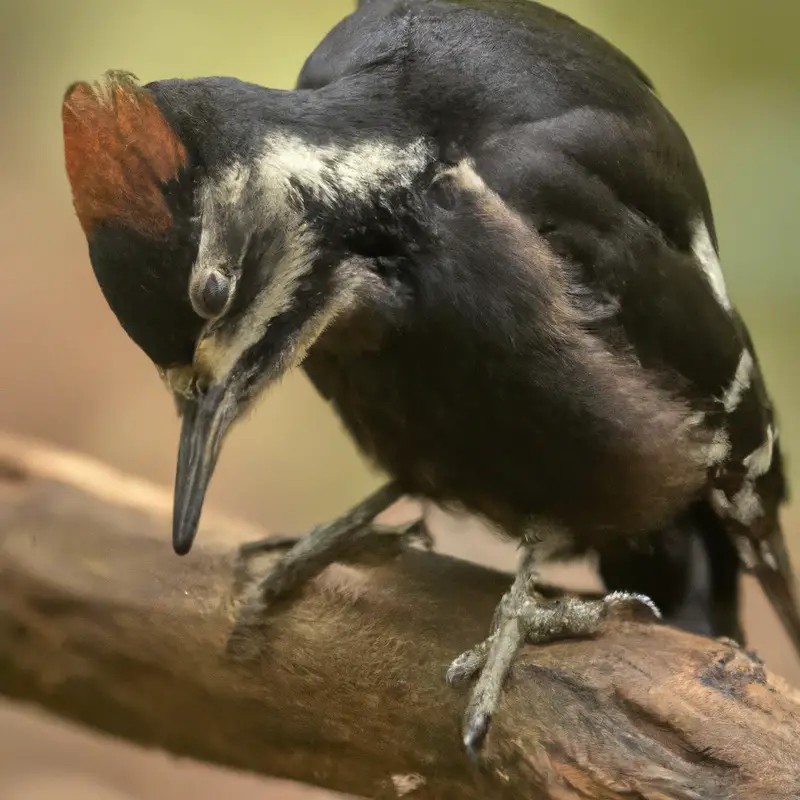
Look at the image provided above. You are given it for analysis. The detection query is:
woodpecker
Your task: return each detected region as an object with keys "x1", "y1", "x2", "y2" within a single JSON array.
[{"x1": 62, "y1": 0, "x2": 800, "y2": 753}]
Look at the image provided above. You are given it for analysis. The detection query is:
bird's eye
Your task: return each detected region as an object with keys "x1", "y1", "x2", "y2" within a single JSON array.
[{"x1": 190, "y1": 270, "x2": 232, "y2": 319}]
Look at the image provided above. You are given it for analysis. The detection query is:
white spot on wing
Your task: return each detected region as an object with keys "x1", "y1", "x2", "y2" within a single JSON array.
[
  {"x1": 713, "y1": 481, "x2": 764, "y2": 527},
  {"x1": 734, "y1": 534, "x2": 758, "y2": 569},
  {"x1": 759, "y1": 540, "x2": 779, "y2": 570},
  {"x1": 706, "y1": 427, "x2": 731, "y2": 466},
  {"x1": 743, "y1": 425, "x2": 774, "y2": 479},
  {"x1": 690, "y1": 217, "x2": 732, "y2": 311},
  {"x1": 710, "y1": 487, "x2": 731, "y2": 517},
  {"x1": 722, "y1": 349, "x2": 754, "y2": 412},
  {"x1": 732, "y1": 482, "x2": 764, "y2": 525}
]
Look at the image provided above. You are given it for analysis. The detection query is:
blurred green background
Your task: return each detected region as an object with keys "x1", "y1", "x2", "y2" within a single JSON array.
[{"x1": 0, "y1": 1, "x2": 798, "y2": 798}]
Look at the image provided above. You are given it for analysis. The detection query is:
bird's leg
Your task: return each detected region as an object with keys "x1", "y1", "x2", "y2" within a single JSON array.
[
  {"x1": 240, "y1": 518, "x2": 433, "y2": 560},
  {"x1": 238, "y1": 535, "x2": 305, "y2": 557},
  {"x1": 238, "y1": 482, "x2": 427, "y2": 603},
  {"x1": 446, "y1": 548, "x2": 661, "y2": 754}
]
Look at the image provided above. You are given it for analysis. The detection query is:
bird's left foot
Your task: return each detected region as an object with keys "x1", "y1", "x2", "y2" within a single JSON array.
[
  {"x1": 235, "y1": 482, "x2": 433, "y2": 607},
  {"x1": 239, "y1": 518, "x2": 433, "y2": 567},
  {"x1": 446, "y1": 554, "x2": 661, "y2": 756}
]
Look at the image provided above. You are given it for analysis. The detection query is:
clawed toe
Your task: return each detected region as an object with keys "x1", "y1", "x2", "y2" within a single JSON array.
[
  {"x1": 249, "y1": 516, "x2": 433, "y2": 608},
  {"x1": 447, "y1": 586, "x2": 661, "y2": 755},
  {"x1": 603, "y1": 590, "x2": 662, "y2": 622},
  {"x1": 463, "y1": 710, "x2": 492, "y2": 758},
  {"x1": 446, "y1": 636, "x2": 493, "y2": 686}
]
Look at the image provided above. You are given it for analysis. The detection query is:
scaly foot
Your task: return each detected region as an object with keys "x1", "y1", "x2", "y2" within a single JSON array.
[
  {"x1": 235, "y1": 483, "x2": 434, "y2": 603},
  {"x1": 446, "y1": 551, "x2": 661, "y2": 755}
]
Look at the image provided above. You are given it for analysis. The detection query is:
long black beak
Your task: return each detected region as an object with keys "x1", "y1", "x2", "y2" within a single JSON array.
[{"x1": 172, "y1": 383, "x2": 235, "y2": 556}]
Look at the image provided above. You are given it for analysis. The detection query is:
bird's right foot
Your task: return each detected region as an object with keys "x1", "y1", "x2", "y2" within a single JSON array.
[{"x1": 446, "y1": 550, "x2": 661, "y2": 756}]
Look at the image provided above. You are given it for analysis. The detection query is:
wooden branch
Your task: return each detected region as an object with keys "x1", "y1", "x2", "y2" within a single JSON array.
[{"x1": 0, "y1": 434, "x2": 799, "y2": 800}]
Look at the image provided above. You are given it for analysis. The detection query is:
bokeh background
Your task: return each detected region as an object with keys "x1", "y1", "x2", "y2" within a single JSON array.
[{"x1": 0, "y1": 0, "x2": 798, "y2": 797}]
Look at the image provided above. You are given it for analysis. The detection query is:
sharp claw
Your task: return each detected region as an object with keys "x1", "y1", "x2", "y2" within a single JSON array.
[
  {"x1": 604, "y1": 590, "x2": 662, "y2": 621},
  {"x1": 446, "y1": 663, "x2": 469, "y2": 687},
  {"x1": 450, "y1": 555, "x2": 659, "y2": 760},
  {"x1": 463, "y1": 710, "x2": 491, "y2": 757},
  {"x1": 446, "y1": 643, "x2": 489, "y2": 687}
]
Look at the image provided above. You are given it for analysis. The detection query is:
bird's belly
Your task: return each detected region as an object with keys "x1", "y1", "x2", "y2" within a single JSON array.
[{"x1": 303, "y1": 349, "x2": 702, "y2": 542}]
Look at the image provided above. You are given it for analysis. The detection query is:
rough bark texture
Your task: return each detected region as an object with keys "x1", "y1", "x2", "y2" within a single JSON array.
[{"x1": 0, "y1": 433, "x2": 798, "y2": 799}]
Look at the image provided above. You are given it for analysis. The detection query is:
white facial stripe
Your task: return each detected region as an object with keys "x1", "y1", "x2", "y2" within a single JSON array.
[
  {"x1": 238, "y1": 258, "x2": 374, "y2": 404},
  {"x1": 217, "y1": 162, "x2": 251, "y2": 205},
  {"x1": 722, "y1": 349, "x2": 754, "y2": 412},
  {"x1": 195, "y1": 227, "x2": 318, "y2": 382},
  {"x1": 690, "y1": 217, "x2": 732, "y2": 312},
  {"x1": 258, "y1": 133, "x2": 432, "y2": 206},
  {"x1": 189, "y1": 134, "x2": 433, "y2": 386}
]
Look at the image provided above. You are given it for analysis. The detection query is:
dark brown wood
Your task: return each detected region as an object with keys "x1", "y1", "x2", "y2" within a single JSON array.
[{"x1": 0, "y1": 433, "x2": 798, "y2": 800}]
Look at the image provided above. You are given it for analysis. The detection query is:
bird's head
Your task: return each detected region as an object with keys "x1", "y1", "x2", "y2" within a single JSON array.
[{"x1": 62, "y1": 71, "x2": 432, "y2": 555}]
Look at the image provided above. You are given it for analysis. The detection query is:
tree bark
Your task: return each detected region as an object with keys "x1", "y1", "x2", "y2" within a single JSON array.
[{"x1": 0, "y1": 433, "x2": 798, "y2": 800}]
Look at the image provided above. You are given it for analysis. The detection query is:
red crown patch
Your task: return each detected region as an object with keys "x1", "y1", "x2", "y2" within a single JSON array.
[{"x1": 62, "y1": 71, "x2": 188, "y2": 239}]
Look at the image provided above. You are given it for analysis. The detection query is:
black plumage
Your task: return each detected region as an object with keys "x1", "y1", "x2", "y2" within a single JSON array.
[{"x1": 61, "y1": 0, "x2": 799, "y2": 752}]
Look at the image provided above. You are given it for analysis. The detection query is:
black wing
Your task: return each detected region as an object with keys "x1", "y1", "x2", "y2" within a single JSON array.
[
  {"x1": 297, "y1": 0, "x2": 800, "y2": 649},
  {"x1": 457, "y1": 57, "x2": 800, "y2": 652}
]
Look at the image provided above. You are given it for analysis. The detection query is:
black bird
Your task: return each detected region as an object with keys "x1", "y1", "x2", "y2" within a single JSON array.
[{"x1": 61, "y1": 0, "x2": 800, "y2": 752}]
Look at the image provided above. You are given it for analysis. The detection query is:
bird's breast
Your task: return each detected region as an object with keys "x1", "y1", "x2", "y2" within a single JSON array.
[{"x1": 303, "y1": 315, "x2": 707, "y2": 543}]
